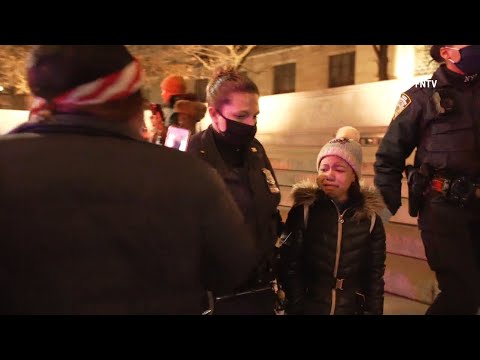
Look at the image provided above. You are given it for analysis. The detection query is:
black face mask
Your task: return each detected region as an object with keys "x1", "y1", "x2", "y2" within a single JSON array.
[
  {"x1": 450, "y1": 45, "x2": 480, "y2": 75},
  {"x1": 216, "y1": 111, "x2": 257, "y2": 147}
]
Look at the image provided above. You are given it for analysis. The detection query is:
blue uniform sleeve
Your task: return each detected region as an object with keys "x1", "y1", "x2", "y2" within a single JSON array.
[{"x1": 374, "y1": 90, "x2": 423, "y2": 215}]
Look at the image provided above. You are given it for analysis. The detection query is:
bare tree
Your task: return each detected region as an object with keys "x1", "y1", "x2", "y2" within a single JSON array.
[
  {"x1": 372, "y1": 45, "x2": 389, "y2": 81},
  {"x1": 0, "y1": 45, "x2": 33, "y2": 94},
  {"x1": 177, "y1": 45, "x2": 256, "y2": 72},
  {"x1": 127, "y1": 45, "x2": 257, "y2": 85},
  {"x1": 127, "y1": 45, "x2": 184, "y2": 89},
  {"x1": 0, "y1": 45, "x2": 257, "y2": 96}
]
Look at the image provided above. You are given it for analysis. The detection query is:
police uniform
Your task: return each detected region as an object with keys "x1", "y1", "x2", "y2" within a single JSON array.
[
  {"x1": 374, "y1": 64, "x2": 480, "y2": 314},
  {"x1": 188, "y1": 125, "x2": 283, "y2": 315}
]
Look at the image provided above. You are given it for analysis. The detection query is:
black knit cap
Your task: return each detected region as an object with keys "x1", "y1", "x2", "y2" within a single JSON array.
[
  {"x1": 430, "y1": 45, "x2": 445, "y2": 63},
  {"x1": 27, "y1": 45, "x2": 134, "y2": 100}
]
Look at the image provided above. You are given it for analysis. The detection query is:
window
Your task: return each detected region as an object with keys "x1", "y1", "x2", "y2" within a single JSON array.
[
  {"x1": 273, "y1": 63, "x2": 296, "y2": 94},
  {"x1": 194, "y1": 78, "x2": 209, "y2": 103},
  {"x1": 328, "y1": 52, "x2": 355, "y2": 88}
]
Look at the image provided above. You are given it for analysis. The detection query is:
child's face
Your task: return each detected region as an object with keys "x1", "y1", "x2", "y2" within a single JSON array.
[{"x1": 317, "y1": 155, "x2": 356, "y2": 203}]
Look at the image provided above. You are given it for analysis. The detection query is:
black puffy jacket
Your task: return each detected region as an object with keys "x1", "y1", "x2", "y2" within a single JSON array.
[{"x1": 279, "y1": 181, "x2": 386, "y2": 315}]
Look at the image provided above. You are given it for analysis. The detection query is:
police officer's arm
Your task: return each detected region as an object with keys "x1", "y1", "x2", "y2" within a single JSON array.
[
  {"x1": 199, "y1": 168, "x2": 257, "y2": 294},
  {"x1": 374, "y1": 92, "x2": 422, "y2": 215},
  {"x1": 364, "y1": 215, "x2": 387, "y2": 315}
]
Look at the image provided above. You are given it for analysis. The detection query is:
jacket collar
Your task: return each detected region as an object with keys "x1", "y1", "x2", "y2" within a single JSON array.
[
  {"x1": 432, "y1": 64, "x2": 480, "y2": 89},
  {"x1": 291, "y1": 179, "x2": 386, "y2": 221},
  {"x1": 9, "y1": 114, "x2": 143, "y2": 141},
  {"x1": 200, "y1": 125, "x2": 259, "y2": 175}
]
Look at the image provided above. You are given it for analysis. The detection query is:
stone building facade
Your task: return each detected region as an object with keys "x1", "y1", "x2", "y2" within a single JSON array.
[{"x1": 183, "y1": 45, "x2": 436, "y2": 100}]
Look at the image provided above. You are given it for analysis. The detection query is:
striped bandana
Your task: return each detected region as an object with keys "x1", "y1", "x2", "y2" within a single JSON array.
[{"x1": 29, "y1": 59, "x2": 143, "y2": 118}]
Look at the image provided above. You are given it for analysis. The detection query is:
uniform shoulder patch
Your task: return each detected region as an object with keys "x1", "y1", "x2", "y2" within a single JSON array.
[
  {"x1": 392, "y1": 93, "x2": 412, "y2": 121},
  {"x1": 262, "y1": 168, "x2": 280, "y2": 194}
]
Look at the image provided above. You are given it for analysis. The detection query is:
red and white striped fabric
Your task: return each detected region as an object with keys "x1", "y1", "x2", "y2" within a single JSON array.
[{"x1": 30, "y1": 58, "x2": 143, "y2": 117}]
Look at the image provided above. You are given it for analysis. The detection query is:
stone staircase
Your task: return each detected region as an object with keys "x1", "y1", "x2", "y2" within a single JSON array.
[{"x1": 257, "y1": 126, "x2": 439, "y2": 315}]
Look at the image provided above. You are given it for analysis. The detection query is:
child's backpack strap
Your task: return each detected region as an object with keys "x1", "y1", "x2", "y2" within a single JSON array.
[{"x1": 369, "y1": 214, "x2": 376, "y2": 234}]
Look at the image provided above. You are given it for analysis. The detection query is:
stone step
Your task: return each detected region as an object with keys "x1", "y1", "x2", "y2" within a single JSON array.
[
  {"x1": 363, "y1": 176, "x2": 409, "y2": 198},
  {"x1": 270, "y1": 156, "x2": 414, "y2": 178},
  {"x1": 274, "y1": 169, "x2": 317, "y2": 187},
  {"x1": 278, "y1": 185, "x2": 298, "y2": 207},
  {"x1": 269, "y1": 154, "x2": 417, "y2": 173},
  {"x1": 389, "y1": 199, "x2": 417, "y2": 226},
  {"x1": 264, "y1": 143, "x2": 398, "y2": 162},
  {"x1": 266, "y1": 138, "x2": 416, "y2": 178},
  {"x1": 385, "y1": 253, "x2": 438, "y2": 304},
  {"x1": 270, "y1": 157, "x2": 316, "y2": 173},
  {"x1": 385, "y1": 223, "x2": 425, "y2": 260},
  {"x1": 267, "y1": 148, "x2": 375, "y2": 175},
  {"x1": 257, "y1": 126, "x2": 388, "y2": 147},
  {"x1": 264, "y1": 143, "x2": 381, "y2": 158},
  {"x1": 384, "y1": 293, "x2": 429, "y2": 315}
]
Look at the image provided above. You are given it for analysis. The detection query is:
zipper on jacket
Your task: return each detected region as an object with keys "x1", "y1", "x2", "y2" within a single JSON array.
[{"x1": 329, "y1": 201, "x2": 350, "y2": 315}]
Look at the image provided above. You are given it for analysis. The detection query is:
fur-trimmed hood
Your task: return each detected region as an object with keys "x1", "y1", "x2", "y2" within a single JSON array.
[{"x1": 291, "y1": 179, "x2": 386, "y2": 221}]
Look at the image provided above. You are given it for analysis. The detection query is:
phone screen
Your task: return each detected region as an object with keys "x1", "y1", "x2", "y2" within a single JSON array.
[{"x1": 164, "y1": 126, "x2": 191, "y2": 152}]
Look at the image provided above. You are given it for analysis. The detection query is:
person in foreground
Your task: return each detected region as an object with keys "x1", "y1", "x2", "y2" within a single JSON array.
[
  {"x1": 279, "y1": 127, "x2": 386, "y2": 315},
  {"x1": 0, "y1": 45, "x2": 256, "y2": 315}
]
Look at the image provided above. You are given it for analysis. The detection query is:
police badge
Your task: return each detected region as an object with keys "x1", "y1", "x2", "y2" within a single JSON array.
[
  {"x1": 262, "y1": 168, "x2": 280, "y2": 193},
  {"x1": 392, "y1": 92, "x2": 412, "y2": 121}
]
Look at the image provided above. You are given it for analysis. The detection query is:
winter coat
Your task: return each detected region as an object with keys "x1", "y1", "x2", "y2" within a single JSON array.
[
  {"x1": 188, "y1": 125, "x2": 283, "y2": 293},
  {"x1": 0, "y1": 114, "x2": 257, "y2": 314},
  {"x1": 279, "y1": 181, "x2": 386, "y2": 315}
]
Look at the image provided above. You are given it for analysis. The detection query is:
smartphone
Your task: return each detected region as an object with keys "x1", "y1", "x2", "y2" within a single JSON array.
[{"x1": 164, "y1": 126, "x2": 191, "y2": 152}]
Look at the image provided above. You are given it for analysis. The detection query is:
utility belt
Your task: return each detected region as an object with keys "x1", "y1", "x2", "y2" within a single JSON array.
[
  {"x1": 430, "y1": 175, "x2": 480, "y2": 206},
  {"x1": 406, "y1": 165, "x2": 480, "y2": 215}
]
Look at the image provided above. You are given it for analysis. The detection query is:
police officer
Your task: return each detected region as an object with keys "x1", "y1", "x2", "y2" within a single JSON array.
[
  {"x1": 374, "y1": 45, "x2": 480, "y2": 315},
  {"x1": 188, "y1": 67, "x2": 283, "y2": 315}
]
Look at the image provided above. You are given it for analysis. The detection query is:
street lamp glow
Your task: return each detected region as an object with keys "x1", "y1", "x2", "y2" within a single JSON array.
[{"x1": 0, "y1": 86, "x2": 4, "y2": 92}]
